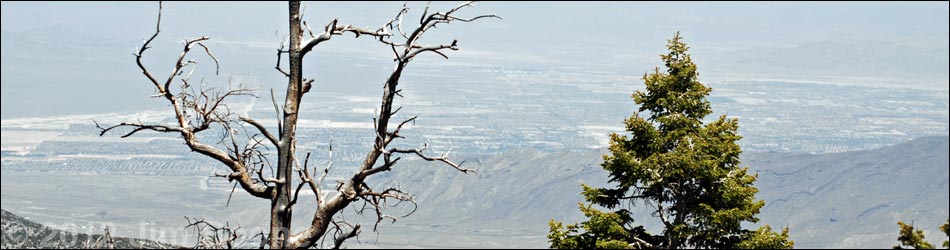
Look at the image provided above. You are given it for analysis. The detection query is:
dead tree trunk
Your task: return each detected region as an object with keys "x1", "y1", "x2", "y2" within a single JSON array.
[
  {"x1": 98, "y1": 1, "x2": 498, "y2": 249},
  {"x1": 270, "y1": 2, "x2": 303, "y2": 248}
]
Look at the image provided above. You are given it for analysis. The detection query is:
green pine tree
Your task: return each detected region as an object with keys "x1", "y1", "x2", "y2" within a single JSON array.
[
  {"x1": 548, "y1": 203, "x2": 656, "y2": 249},
  {"x1": 736, "y1": 225, "x2": 794, "y2": 249},
  {"x1": 548, "y1": 32, "x2": 792, "y2": 249},
  {"x1": 941, "y1": 220, "x2": 949, "y2": 249},
  {"x1": 895, "y1": 221, "x2": 935, "y2": 249}
]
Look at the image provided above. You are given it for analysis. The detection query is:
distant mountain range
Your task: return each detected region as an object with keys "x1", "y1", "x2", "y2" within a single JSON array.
[
  {"x1": 0, "y1": 209, "x2": 173, "y2": 249},
  {"x1": 374, "y1": 136, "x2": 949, "y2": 248},
  {"x1": 747, "y1": 136, "x2": 949, "y2": 248},
  {"x1": 703, "y1": 39, "x2": 950, "y2": 87},
  {"x1": 2, "y1": 136, "x2": 947, "y2": 249}
]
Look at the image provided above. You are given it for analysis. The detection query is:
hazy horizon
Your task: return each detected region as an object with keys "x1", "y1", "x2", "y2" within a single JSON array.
[{"x1": 2, "y1": 1, "x2": 949, "y2": 119}]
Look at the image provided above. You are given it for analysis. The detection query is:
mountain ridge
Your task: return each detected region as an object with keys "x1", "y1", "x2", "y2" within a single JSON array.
[
  {"x1": 2, "y1": 136, "x2": 946, "y2": 248},
  {"x1": 375, "y1": 136, "x2": 949, "y2": 248}
]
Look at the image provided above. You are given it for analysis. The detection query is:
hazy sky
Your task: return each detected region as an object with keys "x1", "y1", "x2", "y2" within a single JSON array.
[{"x1": 2, "y1": 1, "x2": 948, "y2": 118}]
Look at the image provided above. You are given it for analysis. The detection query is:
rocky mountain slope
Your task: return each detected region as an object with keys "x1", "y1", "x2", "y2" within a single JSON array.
[{"x1": 1, "y1": 209, "x2": 173, "y2": 249}]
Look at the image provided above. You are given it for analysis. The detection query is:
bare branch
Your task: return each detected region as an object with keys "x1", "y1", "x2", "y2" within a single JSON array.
[
  {"x1": 291, "y1": 152, "x2": 321, "y2": 208},
  {"x1": 275, "y1": 41, "x2": 290, "y2": 77},
  {"x1": 270, "y1": 89, "x2": 283, "y2": 134},
  {"x1": 302, "y1": 20, "x2": 317, "y2": 39},
  {"x1": 395, "y1": 3, "x2": 410, "y2": 39},
  {"x1": 387, "y1": 41, "x2": 404, "y2": 62},
  {"x1": 386, "y1": 145, "x2": 476, "y2": 174},
  {"x1": 195, "y1": 42, "x2": 220, "y2": 75},
  {"x1": 448, "y1": 0, "x2": 476, "y2": 14},
  {"x1": 331, "y1": 222, "x2": 360, "y2": 249},
  {"x1": 135, "y1": 2, "x2": 165, "y2": 94},
  {"x1": 444, "y1": 13, "x2": 502, "y2": 22},
  {"x1": 358, "y1": 186, "x2": 417, "y2": 231},
  {"x1": 318, "y1": 141, "x2": 335, "y2": 190},
  {"x1": 390, "y1": 105, "x2": 404, "y2": 117},
  {"x1": 99, "y1": 120, "x2": 273, "y2": 199},
  {"x1": 383, "y1": 116, "x2": 416, "y2": 146},
  {"x1": 240, "y1": 116, "x2": 279, "y2": 147},
  {"x1": 185, "y1": 217, "x2": 244, "y2": 249},
  {"x1": 225, "y1": 182, "x2": 238, "y2": 207},
  {"x1": 419, "y1": 1, "x2": 430, "y2": 25},
  {"x1": 197, "y1": 146, "x2": 274, "y2": 199},
  {"x1": 400, "y1": 40, "x2": 458, "y2": 61},
  {"x1": 103, "y1": 227, "x2": 116, "y2": 250},
  {"x1": 163, "y1": 36, "x2": 210, "y2": 96},
  {"x1": 360, "y1": 154, "x2": 401, "y2": 179},
  {"x1": 299, "y1": 18, "x2": 392, "y2": 57},
  {"x1": 95, "y1": 121, "x2": 181, "y2": 138}
]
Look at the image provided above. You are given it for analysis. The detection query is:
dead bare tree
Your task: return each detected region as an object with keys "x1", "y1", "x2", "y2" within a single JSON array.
[
  {"x1": 184, "y1": 217, "x2": 249, "y2": 249},
  {"x1": 80, "y1": 227, "x2": 117, "y2": 249},
  {"x1": 96, "y1": 1, "x2": 498, "y2": 249}
]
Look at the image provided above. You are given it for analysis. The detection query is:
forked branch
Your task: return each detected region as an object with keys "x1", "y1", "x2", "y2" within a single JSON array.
[
  {"x1": 287, "y1": 2, "x2": 496, "y2": 248},
  {"x1": 100, "y1": 2, "x2": 274, "y2": 200}
]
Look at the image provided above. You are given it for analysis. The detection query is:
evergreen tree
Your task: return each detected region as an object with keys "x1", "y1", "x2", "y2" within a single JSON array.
[
  {"x1": 548, "y1": 204, "x2": 657, "y2": 249},
  {"x1": 549, "y1": 32, "x2": 792, "y2": 249},
  {"x1": 895, "y1": 221, "x2": 935, "y2": 249},
  {"x1": 736, "y1": 225, "x2": 794, "y2": 249},
  {"x1": 941, "y1": 220, "x2": 949, "y2": 249}
]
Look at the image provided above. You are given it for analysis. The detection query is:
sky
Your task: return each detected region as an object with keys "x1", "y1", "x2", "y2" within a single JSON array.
[{"x1": 2, "y1": 1, "x2": 948, "y2": 118}]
